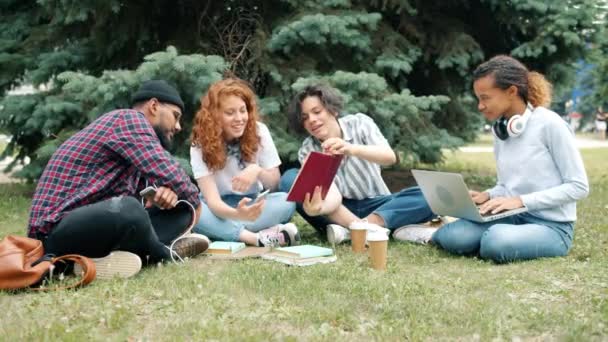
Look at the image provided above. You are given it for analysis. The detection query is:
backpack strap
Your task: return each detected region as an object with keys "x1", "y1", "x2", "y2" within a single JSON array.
[
  {"x1": 33, "y1": 254, "x2": 96, "y2": 290},
  {"x1": 55, "y1": 254, "x2": 96, "y2": 287}
]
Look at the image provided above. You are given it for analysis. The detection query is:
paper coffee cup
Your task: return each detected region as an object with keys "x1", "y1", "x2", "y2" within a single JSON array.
[
  {"x1": 349, "y1": 224, "x2": 368, "y2": 253},
  {"x1": 367, "y1": 232, "x2": 388, "y2": 271}
]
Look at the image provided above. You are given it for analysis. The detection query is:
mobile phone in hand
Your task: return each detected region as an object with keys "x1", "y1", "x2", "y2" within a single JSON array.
[
  {"x1": 140, "y1": 186, "x2": 157, "y2": 199},
  {"x1": 252, "y1": 189, "x2": 270, "y2": 203}
]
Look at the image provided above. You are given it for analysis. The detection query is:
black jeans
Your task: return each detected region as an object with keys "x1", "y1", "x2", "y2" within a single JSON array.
[{"x1": 43, "y1": 196, "x2": 193, "y2": 263}]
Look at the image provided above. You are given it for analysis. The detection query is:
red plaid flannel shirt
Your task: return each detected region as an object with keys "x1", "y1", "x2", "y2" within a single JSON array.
[{"x1": 27, "y1": 109, "x2": 200, "y2": 238}]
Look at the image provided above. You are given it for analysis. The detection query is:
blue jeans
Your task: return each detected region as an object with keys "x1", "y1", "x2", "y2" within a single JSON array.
[
  {"x1": 432, "y1": 213, "x2": 574, "y2": 263},
  {"x1": 193, "y1": 192, "x2": 296, "y2": 241},
  {"x1": 279, "y1": 168, "x2": 435, "y2": 235}
]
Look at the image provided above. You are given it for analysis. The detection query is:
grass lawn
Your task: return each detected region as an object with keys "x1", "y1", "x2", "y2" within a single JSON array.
[{"x1": 0, "y1": 149, "x2": 607, "y2": 340}]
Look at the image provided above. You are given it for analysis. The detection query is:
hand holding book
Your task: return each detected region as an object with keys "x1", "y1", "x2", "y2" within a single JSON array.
[{"x1": 303, "y1": 185, "x2": 324, "y2": 216}]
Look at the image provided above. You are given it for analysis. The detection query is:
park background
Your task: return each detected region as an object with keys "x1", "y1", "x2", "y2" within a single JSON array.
[{"x1": 0, "y1": 1, "x2": 607, "y2": 340}]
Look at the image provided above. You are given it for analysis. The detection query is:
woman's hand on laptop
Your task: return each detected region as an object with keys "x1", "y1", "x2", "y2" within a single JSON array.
[
  {"x1": 478, "y1": 196, "x2": 524, "y2": 215},
  {"x1": 469, "y1": 190, "x2": 489, "y2": 204}
]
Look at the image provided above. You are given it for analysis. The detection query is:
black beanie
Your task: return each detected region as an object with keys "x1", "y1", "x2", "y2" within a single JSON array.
[{"x1": 131, "y1": 80, "x2": 185, "y2": 112}]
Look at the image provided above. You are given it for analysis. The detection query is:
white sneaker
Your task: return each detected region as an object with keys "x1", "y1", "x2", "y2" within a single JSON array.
[
  {"x1": 257, "y1": 223, "x2": 301, "y2": 247},
  {"x1": 327, "y1": 222, "x2": 391, "y2": 244},
  {"x1": 327, "y1": 224, "x2": 350, "y2": 244},
  {"x1": 349, "y1": 221, "x2": 390, "y2": 243},
  {"x1": 392, "y1": 225, "x2": 438, "y2": 244},
  {"x1": 74, "y1": 251, "x2": 142, "y2": 280}
]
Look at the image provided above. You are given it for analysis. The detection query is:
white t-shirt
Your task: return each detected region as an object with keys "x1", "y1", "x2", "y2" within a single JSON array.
[{"x1": 190, "y1": 122, "x2": 281, "y2": 196}]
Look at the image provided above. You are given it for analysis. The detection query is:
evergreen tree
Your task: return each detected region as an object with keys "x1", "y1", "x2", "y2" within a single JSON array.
[
  {"x1": 580, "y1": 1, "x2": 608, "y2": 116},
  {"x1": 0, "y1": 0, "x2": 603, "y2": 180},
  {"x1": 0, "y1": 47, "x2": 227, "y2": 178}
]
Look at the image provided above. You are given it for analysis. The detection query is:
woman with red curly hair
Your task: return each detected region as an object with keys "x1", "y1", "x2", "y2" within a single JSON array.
[{"x1": 190, "y1": 78, "x2": 299, "y2": 247}]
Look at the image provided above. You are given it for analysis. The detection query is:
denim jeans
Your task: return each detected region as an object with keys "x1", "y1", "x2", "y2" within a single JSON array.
[
  {"x1": 192, "y1": 192, "x2": 296, "y2": 241},
  {"x1": 432, "y1": 212, "x2": 574, "y2": 263},
  {"x1": 279, "y1": 168, "x2": 435, "y2": 236}
]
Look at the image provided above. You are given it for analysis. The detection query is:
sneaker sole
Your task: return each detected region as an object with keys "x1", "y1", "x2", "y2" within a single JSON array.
[
  {"x1": 75, "y1": 251, "x2": 142, "y2": 280},
  {"x1": 171, "y1": 234, "x2": 210, "y2": 261}
]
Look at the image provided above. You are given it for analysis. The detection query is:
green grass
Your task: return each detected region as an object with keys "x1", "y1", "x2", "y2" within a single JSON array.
[
  {"x1": 1, "y1": 150, "x2": 607, "y2": 340},
  {"x1": 471, "y1": 132, "x2": 495, "y2": 147}
]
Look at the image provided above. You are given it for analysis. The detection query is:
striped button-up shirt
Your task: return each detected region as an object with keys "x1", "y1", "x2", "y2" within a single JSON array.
[
  {"x1": 28, "y1": 109, "x2": 200, "y2": 238},
  {"x1": 298, "y1": 113, "x2": 391, "y2": 200}
]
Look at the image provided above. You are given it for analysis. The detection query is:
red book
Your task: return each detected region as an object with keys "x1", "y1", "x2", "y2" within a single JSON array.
[{"x1": 286, "y1": 151, "x2": 344, "y2": 203}]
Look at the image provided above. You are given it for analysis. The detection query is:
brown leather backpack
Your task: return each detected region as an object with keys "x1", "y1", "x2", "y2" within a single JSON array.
[{"x1": 0, "y1": 235, "x2": 96, "y2": 290}]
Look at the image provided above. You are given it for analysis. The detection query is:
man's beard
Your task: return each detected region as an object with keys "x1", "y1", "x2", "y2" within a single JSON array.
[{"x1": 153, "y1": 125, "x2": 174, "y2": 151}]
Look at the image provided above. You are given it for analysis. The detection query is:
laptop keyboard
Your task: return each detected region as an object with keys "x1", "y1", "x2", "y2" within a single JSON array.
[
  {"x1": 477, "y1": 207, "x2": 494, "y2": 217},
  {"x1": 479, "y1": 211, "x2": 494, "y2": 218}
]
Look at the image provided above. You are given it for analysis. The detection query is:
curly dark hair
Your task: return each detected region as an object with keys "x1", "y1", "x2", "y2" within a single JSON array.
[{"x1": 287, "y1": 84, "x2": 344, "y2": 135}]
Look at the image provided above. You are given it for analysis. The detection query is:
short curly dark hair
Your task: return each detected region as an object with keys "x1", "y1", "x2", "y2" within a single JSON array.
[{"x1": 288, "y1": 84, "x2": 344, "y2": 135}]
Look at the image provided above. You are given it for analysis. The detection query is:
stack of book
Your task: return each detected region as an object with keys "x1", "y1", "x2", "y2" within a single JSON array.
[
  {"x1": 261, "y1": 245, "x2": 336, "y2": 266},
  {"x1": 206, "y1": 242, "x2": 271, "y2": 259},
  {"x1": 206, "y1": 241, "x2": 246, "y2": 254}
]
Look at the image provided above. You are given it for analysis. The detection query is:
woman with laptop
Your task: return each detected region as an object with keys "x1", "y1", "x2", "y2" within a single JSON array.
[
  {"x1": 412, "y1": 55, "x2": 589, "y2": 263},
  {"x1": 190, "y1": 78, "x2": 299, "y2": 247}
]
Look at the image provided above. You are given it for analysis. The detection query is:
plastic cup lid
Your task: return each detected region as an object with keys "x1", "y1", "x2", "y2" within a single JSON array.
[
  {"x1": 349, "y1": 224, "x2": 368, "y2": 230},
  {"x1": 367, "y1": 231, "x2": 388, "y2": 241},
  {"x1": 349, "y1": 221, "x2": 381, "y2": 230}
]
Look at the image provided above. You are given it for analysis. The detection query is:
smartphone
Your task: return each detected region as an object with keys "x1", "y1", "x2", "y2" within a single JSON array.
[
  {"x1": 252, "y1": 189, "x2": 270, "y2": 203},
  {"x1": 139, "y1": 186, "x2": 157, "y2": 198}
]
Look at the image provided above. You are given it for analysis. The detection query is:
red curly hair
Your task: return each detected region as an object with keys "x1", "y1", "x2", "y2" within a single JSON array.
[{"x1": 191, "y1": 78, "x2": 260, "y2": 172}]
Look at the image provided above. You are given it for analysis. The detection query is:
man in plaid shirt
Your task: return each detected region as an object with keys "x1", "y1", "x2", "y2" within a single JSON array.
[{"x1": 27, "y1": 80, "x2": 209, "y2": 278}]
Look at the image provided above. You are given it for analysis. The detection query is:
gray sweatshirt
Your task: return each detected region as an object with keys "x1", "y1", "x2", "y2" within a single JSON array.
[{"x1": 487, "y1": 106, "x2": 589, "y2": 222}]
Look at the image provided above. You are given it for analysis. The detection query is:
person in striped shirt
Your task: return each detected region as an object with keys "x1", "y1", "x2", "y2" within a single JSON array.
[{"x1": 279, "y1": 84, "x2": 435, "y2": 244}]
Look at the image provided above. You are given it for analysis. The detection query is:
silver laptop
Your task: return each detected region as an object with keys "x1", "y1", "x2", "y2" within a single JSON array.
[{"x1": 412, "y1": 169, "x2": 527, "y2": 222}]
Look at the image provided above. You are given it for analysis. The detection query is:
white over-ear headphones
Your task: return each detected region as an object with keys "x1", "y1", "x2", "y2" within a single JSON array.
[{"x1": 492, "y1": 103, "x2": 533, "y2": 140}]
